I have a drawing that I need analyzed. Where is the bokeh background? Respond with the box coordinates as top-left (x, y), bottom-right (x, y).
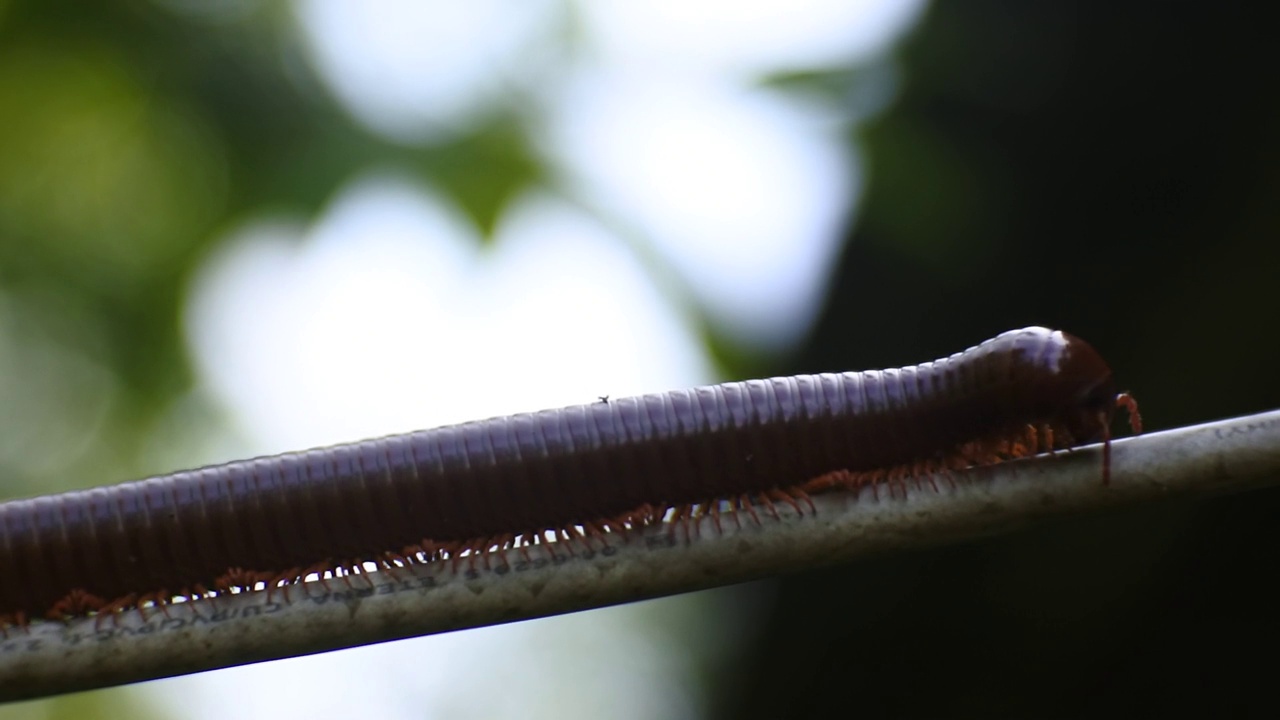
top-left (2, 1), bottom-right (1278, 718)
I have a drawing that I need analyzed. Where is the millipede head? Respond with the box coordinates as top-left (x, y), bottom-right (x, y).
top-left (1051, 331), bottom-right (1130, 444)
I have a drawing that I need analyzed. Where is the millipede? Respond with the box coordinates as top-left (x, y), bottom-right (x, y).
top-left (0, 326), bottom-right (1140, 633)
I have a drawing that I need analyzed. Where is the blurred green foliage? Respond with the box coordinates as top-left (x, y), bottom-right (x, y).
top-left (0, 1), bottom-right (548, 714)
top-left (0, 0), bottom-right (551, 704)
top-left (0, 2), bottom-right (543, 505)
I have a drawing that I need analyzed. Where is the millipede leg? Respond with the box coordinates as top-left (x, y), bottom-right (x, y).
top-left (1021, 423), bottom-right (1038, 456)
top-left (136, 591), bottom-right (171, 620)
top-left (441, 542), bottom-right (465, 573)
top-left (475, 538), bottom-right (493, 571)
top-left (533, 530), bottom-right (561, 563)
top-left (881, 467), bottom-right (898, 495)
top-left (1100, 410), bottom-right (1113, 485)
top-left (427, 543), bottom-right (443, 563)
top-left (264, 573), bottom-right (282, 603)
top-left (797, 471), bottom-right (835, 494)
top-left (94, 594), bottom-right (137, 629)
top-left (581, 521), bottom-right (608, 549)
top-left (881, 467), bottom-right (900, 500)
top-left (401, 543), bottom-right (426, 565)
top-left (268, 570), bottom-right (296, 603)
top-left (466, 546), bottom-right (484, 574)
top-left (1040, 424), bottom-right (1056, 454)
top-left (665, 504), bottom-right (687, 542)
top-left (903, 465), bottom-right (917, 496)
top-left (339, 561), bottom-right (363, 589)
top-left (791, 486), bottom-right (818, 516)
top-left (691, 503), bottom-right (711, 540)
top-left (918, 461), bottom-right (940, 493)
top-left (299, 561), bottom-right (334, 594)
top-left (868, 472), bottom-right (882, 501)
top-left (938, 464), bottom-right (957, 490)
top-left (517, 533), bottom-right (534, 564)
top-left (901, 464), bottom-right (918, 494)
top-left (378, 554), bottom-right (405, 583)
top-left (1116, 392), bottom-right (1143, 434)
top-left (0, 613), bottom-right (25, 638)
top-left (578, 520), bottom-right (596, 548)
top-left (353, 561), bottom-right (373, 584)
top-left (495, 534), bottom-right (516, 569)
top-left (757, 493), bottom-right (782, 522)
top-left (487, 535), bottom-right (508, 568)
top-left (187, 584), bottom-right (212, 614)
top-left (726, 498), bottom-right (746, 530)
top-left (539, 529), bottom-right (553, 552)
top-left (768, 489), bottom-right (804, 517)
top-left (614, 516), bottom-right (631, 534)
top-left (707, 501), bottom-right (725, 535)
top-left (559, 528), bottom-right (579, 557)
top-left (599, 522), bottom-right (616, 548)
top-left (670, 505), bottom-right (688, 543)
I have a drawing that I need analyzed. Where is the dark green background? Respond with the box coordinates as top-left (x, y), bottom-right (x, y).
top-left (728, 3), bottom-right (1280, 718)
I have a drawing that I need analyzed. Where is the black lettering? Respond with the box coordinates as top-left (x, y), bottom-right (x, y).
top-left (1215, 419), bottom-right (1278, 439)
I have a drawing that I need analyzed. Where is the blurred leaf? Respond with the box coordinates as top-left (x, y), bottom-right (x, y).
top-left (855, 115), bottom-right (1000, 275)
top-left (0, 686), bottom-right (163, 720)
top-left (419, 117), bottom-right (542, 238)
top-left (0, 40), bottom-right (227, 288)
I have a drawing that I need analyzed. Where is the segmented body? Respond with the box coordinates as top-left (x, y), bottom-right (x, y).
top-left (0, 327), bottom-right (1140, 628)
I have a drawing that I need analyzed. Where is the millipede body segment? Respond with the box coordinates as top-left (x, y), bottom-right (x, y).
top-left (0, 327), bottom-right (1140, 629)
